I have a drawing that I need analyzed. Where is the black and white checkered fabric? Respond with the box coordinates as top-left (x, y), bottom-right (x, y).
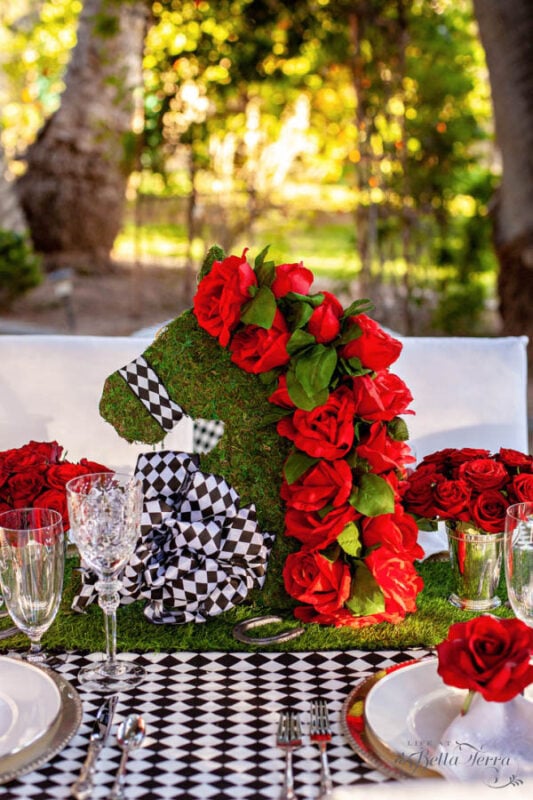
top-left (118, 356), bottom-right (184, 432)
top-left (4, 648), bottom-right (433, 799)
top-left (73, 451), bottom-right (274, 623)
top-left (119, 355), bottom-right (225, 454)
top-left (192, 417), bottom-right (225, 454)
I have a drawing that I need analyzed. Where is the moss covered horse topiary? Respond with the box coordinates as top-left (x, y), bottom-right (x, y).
top-left (99, 300), bottom-right (295, 609)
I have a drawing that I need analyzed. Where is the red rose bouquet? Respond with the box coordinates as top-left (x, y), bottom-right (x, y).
top-left (0, 440), bottom-right (110, 529)
top-left (193, 245), bottom-right (422, 629)
top-left (437, 615), bottom-right (533, 710)
top-left (401, 447), bottom-right (533, 534)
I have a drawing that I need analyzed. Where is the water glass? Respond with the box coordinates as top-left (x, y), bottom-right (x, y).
top-left (504, 502), bottom-right (533, 628)
top-left (66, 472), bottom-right (144, 692)
top-left (0, 507), bottom-right (65, 663)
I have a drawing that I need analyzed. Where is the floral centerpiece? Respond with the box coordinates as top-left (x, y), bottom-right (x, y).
top-left (192, 246), bottom-right (423, 628)
top-left (0, 440), bottom-right (110, 529)
top-left (401, 446), bottom-right (533, 533)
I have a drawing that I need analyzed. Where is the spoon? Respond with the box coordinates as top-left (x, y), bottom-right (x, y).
top-left (109, 714), bottom-right (146, 800)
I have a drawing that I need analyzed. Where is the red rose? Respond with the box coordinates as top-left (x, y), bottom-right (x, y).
top-left (268, 375), bottom-right (295, 409)
top-left (193, 250), bottom-right (257, 347)
top-left (418, 448), bottom-right (455, 470)
top-left (277, 386), bottom-right (357, 460)
top-left (361, 505), bottom-right (424, 561)
top-left (283, 549), bottom-right (351, 615)
top-left (432, 479), bottom-right (471, 521)
top-left (496, 448), bottom-right (533, 473)
top-left (365, 546), bottom-right (423, 619)
top-left (46, 462), bottom-right (88, 490)
top-left (307, 292), bottom-right (343, 344)
top-left (284, 504), bottom-right (357, 549)
top-left (436, 616), bottom-right (533, 702)
top-left (401, 471), bottom-right (442, 518)
top-left (33, 488), bottom-right (69, 528)
top-left (78, 458), bottom-right (113, 474)
top-left (0, 501), bottom-right (10, 515)
top-left (25, 441), bottom-right (63, 464)
top-left (509, 473), bottom-right (533, 503)
top-left (351, 371), bottom-right (413, 422)
top-left (447, 448), bottom-right (491, 472)
top-left (271, 262), bottom-right (313, 298)
top-left (3, 448), bottom-right (48, 474)
top-left (281, 459), bottom-right (353, 512)
top-left (7, 470), bottom-right (45, 505)
top-left (356, 423), bottom-right (414, 475)
top-left (340, 314), bottom-right (402, 371)
top-left (470, 489), bottom-right (509, 533)
top-left (458, 458), bottom-right (509, 492)
top-left (230, 309), bottom-right (291, 374)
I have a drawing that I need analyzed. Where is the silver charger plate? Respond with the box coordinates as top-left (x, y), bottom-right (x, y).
top-left (0, 662), bottom-right (82, 785)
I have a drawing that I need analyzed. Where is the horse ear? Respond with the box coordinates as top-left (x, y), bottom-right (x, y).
top-left (198, 243), bottom-right (225, 282)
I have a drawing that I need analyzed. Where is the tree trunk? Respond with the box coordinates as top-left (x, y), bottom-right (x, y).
top-left (16, 0), bottom-right (148, 272)
top-left (0, 147), bottom-right (26, 234)
top-left (473, 0), bottom-right (533, 359)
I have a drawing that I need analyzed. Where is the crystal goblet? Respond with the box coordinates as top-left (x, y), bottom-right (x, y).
top-left (0, 507), bottom-right (65, 663)
top-left (66, 472), bottom-right (144, 692)
top-left (504, 501), bottom-right (533, 628)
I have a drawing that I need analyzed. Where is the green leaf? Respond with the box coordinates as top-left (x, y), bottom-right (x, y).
top-left (283, 451), bottom-right (319, 484)
top-left (294, 345), bottom-right (337, 399)
top-left (345, 562), bottom-right (386, 616)
top-left (286, 291), bottom-right (325, 308)
top-left (241, 286), bottom-right (277, 329)
top-left (350, 473), bottom-right (395, 517)
top-left (287, 329), bottom-right (316, 355)
top-left (286, 369), bottom-right (329, 410)
top-left (288, 301), bottom-right (315, 330)
top-left (387, 417), bottom-right (410, 442)
top-left (258, 405), bottom-right (294, 427)
top-left (342, 298), bottom-right (374, 319)
top-left (337, 521), bottom-right (362, 558)
top-left (255, 246), bottom-right (276, 286)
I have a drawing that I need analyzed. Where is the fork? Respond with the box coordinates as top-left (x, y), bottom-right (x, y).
top-left (310, 699), bottom-right (333, 799)
top-left (276, 709), bottom-right (302, 800)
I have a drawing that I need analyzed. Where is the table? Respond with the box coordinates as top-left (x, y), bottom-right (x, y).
top-left (2, 648), bottom-right (433, 799)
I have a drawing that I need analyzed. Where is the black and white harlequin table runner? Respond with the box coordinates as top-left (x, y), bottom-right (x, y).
top-left (4, 649), bottom-right (432, 799)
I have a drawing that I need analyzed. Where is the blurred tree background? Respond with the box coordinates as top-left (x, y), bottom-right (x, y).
top-left (0, 0), bottom-right (531, 344)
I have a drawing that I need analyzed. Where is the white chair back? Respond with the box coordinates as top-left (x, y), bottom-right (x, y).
top-left (393, 335), bottom-right (529, 460)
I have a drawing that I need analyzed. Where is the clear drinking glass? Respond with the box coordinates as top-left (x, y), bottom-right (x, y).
top-left (0, 507), bottom-right (65, 663)
top-left (504, 501), bottom-right (533, 628)
top-left (66, 472), bottom-right (144, 692)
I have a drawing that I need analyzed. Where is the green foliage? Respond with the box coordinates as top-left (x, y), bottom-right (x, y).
top-left (0, 229), bottom-right (42, 308)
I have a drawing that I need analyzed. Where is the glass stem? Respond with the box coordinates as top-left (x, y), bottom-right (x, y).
top-left (96, 579), bottom-right (120, 668)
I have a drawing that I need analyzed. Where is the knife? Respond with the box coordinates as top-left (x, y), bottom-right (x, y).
top-left (71, 694), bottom-right (118, 800)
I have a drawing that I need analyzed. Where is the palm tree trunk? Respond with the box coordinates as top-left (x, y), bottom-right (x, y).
top-left (16, 0), bottom-right (148, 272)
top-left (473, 0), bottom-right (533, 359)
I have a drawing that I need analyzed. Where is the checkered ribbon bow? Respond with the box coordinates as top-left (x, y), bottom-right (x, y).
top-left (72, 451), bottom-right (275, 624)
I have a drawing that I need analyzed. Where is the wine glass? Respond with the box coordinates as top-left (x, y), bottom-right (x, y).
top-left (66, 472), bottom-right (144, 692)
top-left (0, 507), bottom-right (65, 663)
top-left (504, 501), bottom-right (533, 627)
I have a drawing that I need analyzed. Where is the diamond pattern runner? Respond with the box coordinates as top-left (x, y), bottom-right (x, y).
top-left (5, 649), bottom-right (432, 799)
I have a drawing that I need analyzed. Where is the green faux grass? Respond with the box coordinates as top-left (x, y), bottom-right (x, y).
top-left (0, 558), bottom-right (513, 656)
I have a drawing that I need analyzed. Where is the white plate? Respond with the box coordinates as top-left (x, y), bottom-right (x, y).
top-left (364, 659), bottom-right (464, 776)
top-left (0, 656), bottom-right (61, 758)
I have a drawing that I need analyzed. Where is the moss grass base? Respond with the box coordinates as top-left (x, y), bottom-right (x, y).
top-left (0, 558), bottom-right (513, 656)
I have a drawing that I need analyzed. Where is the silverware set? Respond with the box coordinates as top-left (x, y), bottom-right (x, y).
top-left (276, 700), bottom-right (333, 800)
top-left (71, 696), bottom-right (146, 800)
